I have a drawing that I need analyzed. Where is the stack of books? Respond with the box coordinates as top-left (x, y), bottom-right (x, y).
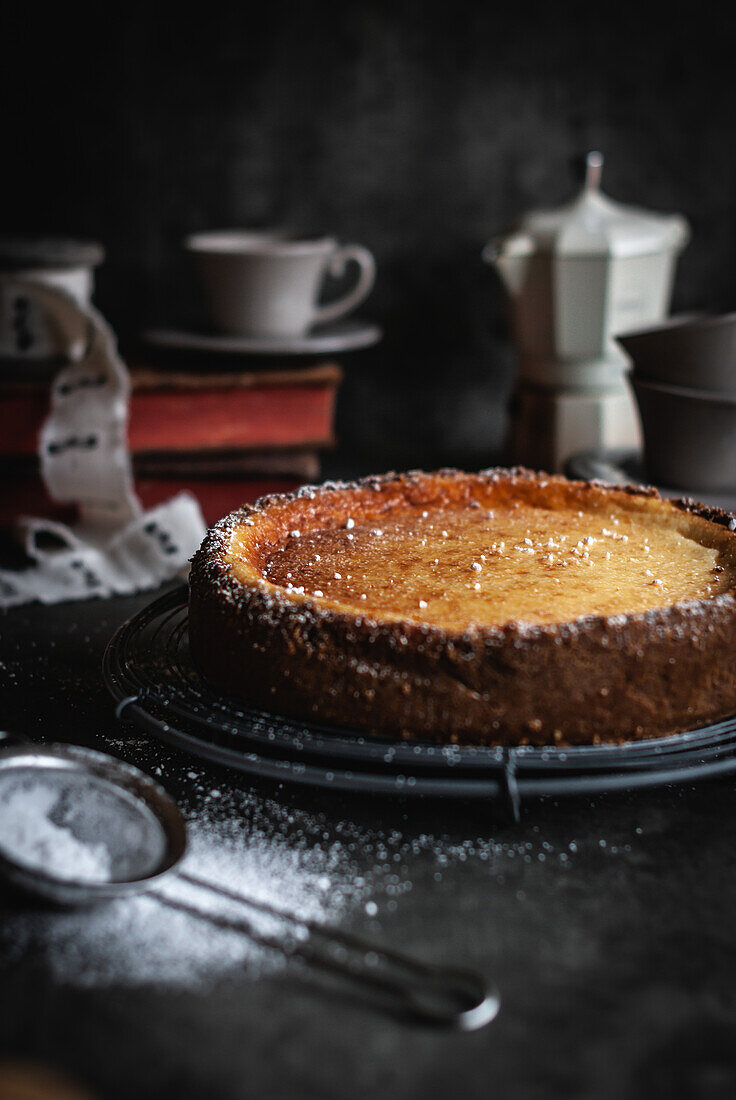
top-left (0, 355), bottom-right (342, 526)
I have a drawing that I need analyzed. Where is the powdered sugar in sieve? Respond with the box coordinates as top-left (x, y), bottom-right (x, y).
top-left (0, 769), bottom-right (168, 884)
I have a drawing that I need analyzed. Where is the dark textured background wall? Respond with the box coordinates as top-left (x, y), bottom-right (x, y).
top-left (4, 2), bottom-right (736, 471)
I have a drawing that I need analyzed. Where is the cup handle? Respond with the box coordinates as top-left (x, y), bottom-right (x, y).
top-left (313, 244), bottom-right (376, 327)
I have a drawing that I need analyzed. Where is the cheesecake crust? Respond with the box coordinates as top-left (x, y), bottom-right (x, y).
top-left (188, 469), bottom-right (736, 745)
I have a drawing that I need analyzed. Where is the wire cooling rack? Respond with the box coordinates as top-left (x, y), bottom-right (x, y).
top-left (103, 586), bottom-right (736, 820)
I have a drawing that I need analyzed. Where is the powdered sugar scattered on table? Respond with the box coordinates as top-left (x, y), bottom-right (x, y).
top-left (0, 737), bottom-right (662, 995)
top-left (0, 774), bottom-right (367, 989)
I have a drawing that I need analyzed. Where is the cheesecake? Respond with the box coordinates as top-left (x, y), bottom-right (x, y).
top-left (188, 469), bottom-right (736, 745)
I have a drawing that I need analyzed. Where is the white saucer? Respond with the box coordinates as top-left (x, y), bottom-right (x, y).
top-left (143, 319), bottom-right (382, 357)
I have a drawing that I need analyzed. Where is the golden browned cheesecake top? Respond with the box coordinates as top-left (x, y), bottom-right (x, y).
top-left (224, 474), bottom-right (736, 632)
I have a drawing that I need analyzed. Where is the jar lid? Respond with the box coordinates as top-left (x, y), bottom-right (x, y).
top-left (503, 153), bottom-right (689, 259)
top-left (0, 237), bottom-right (105, 271)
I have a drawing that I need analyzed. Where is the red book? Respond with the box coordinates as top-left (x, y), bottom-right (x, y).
top-left (0, 472), bottom-right (308, 528)
top-left (138, 477), bottom-right (304, 526)
top-left (0, 362), bottom-right (341, 456)
top-left (0, 448), bottom-right (320, 528)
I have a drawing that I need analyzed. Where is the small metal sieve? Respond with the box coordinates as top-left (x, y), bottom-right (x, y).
top-left (0, 733), bottom-right (499, 1030)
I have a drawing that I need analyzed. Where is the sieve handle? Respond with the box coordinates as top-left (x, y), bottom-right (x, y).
top-left (168, 871), bottom-right (499, 1030)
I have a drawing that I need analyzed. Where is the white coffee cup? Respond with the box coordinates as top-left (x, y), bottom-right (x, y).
top-left (185, 230), bottom-right (376, 339)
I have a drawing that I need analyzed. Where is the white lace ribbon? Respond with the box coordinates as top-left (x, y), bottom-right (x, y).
top-left (0, 283), bottom-right (206, 608)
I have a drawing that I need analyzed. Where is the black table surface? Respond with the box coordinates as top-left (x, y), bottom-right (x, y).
top-left (2, 587), bottom-right (736, 1100)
